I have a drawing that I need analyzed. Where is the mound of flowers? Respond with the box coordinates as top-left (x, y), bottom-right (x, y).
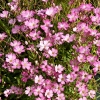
top-left (0, 0), bottom-right (100, 100)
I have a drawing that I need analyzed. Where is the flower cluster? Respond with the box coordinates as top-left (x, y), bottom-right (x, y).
top-left (0, 0), bottom-right (100, 100)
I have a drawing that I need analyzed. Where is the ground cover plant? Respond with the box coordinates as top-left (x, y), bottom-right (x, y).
top-left (0, 0), bottom-right (100, 100)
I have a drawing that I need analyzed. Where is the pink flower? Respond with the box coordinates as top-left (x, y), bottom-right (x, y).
top-left (93, 39), bottom-right (100, 46)
top-left (20, 25), bottom-right (28, 32)
top-left (10, 40), bottom-right (21, 47)
top-left (79, 87), bottom-right (88, 97)
top-left (55, 64), bottom-right (64, 73)
top-left (62, 34), bottom-right (70, 42)
top-left (80, 3), bottom-right (93, 11)
top-left (66, 73), bottom-right (76, 83)
top-left (77, 54), bottom-right (86, 62)
top-left (76, 22), bottom-right (88, 32)
top-left (4, 89), bottom-right (11, 97)
top-left (8, 1), bottom-right (18, 11)
top-left (0, 11), bottom-right (9, 18)
top-left (78, 46), bottom-right (90, 55)
top-left (67, 13), bottom-right (78, 22)
top-left (87, 55), bottom-right (97, 64)
top-left (29, 30), bottom-right (41, 40)
top-left (78, 71), bottom-right (88, 80)
top-left (68, 34), bottom-right (76, 42)
top-left (45, 89), bottom-right (53, 98)
top-left (79, 97), bottom-right (87, 100)
top-left (34, 86), bottom-right (44, 97)
top-left (34, 75), bottom-right (44, 84)
top-left (37, 40), bottom-right (52, 51)
top-left (56, 93), bottom-right (65, 100)
top-left (53, 32), bottom-right (64, 45)
top-left (42, 0), bottom-right (48, 3)
top-left (58, 22), bottom-right (69, 30)
top-left (48, 48), bottom-right (58, 57)
top-left (25, 86), bottom-right (33, 96)
top-left (76, 82), bottom-right (86, 90)
top-left (6, 53), bottom-right (16, 64)
top-left (89, 29), bottom-right (97, 36)
top-left (13, 45), bottom-right (25, 54)
top-left (21, 10), bottom-right (34, 19)
top-left (53, 84), bottom-right (64, 94)
top-left (72, 66), bottom-right (79, 72)
top-left (94, 8), bottom-right (100, 14)
top-left (21, 58), bottom-right (31, 70)
top-left (24, 18), bottom-right (39, 30)
top-left (46, 7), bottom-right (56, 17)
top-left (9, 18), bottom-right (16, 25)
top-left (41, 19), bottom-right (53, 33)
top-left (58, 74), bottom-right (65, 84)
top-left (12, 59), bottom-right (21, 69)
top-left (63, 34), bottom-right (75, 43)
top-left (12, 25), bottom-right (20, 34)
top-left (0, 33), bottom-right (7, 41)
top-left (91, 15), bottom-right (100, 25)
top-left (17, 15), bottom-right (24, 22)
top-left (88, 90), bottom-right (96, 99)
top-left (43, 19), bottom-right (53, 27)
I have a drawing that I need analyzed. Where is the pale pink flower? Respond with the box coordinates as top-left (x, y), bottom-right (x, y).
top-left (12, 59), bottom-right (21, 69)
top-left (34, 86), bottom-right (44, 97)
top-left (58, 22), bottom-right (69, 30)
top-left (29, 30), bottom-right (41, 40)
top-left (78, 46), bottom-right (90, 55)
top-left (9, 18), bottom-right (16, 25)
top-left (0, 11), bottom-right (9, 18)
top-left (13, 45), bottom-right (25, 54)
top-left (88, 90), bottom-right (96, 99)
top-left (21, 10), bottom-right (34, 19)
top-left (45, 89), bottom-right (53, 98)
top-left (8, 1), bottom-right (18, 11)
top-left (94, 8), bottom-right (100, 14)
top-left (46, 7), bottom-right (56, 17)
top-left (72, 66), bottom-right (79, 72)
top-left (4, 89), bottom-right (11, 97)
top-left (25, 86), bottom-right (33, 96)
top-left (6, 53), bottom-right (16, 64)
top-left (24, 18), bottom-right (39, 30)
top-left (87, 55), bottom-right (97, 63)
top-left (77, 54), bottom-right (86, 62)
top-left (0, 33), bottom-right (7, 41)
top-left (42, 0), bottom-right (48, 3)
top-left (43, 19), bottom-right (53, 27)
top-left (93, 39), bottom-right (100, 46)
top-left (53, 84), bottom-right (64, 94)
top-left (17, 15), bottom-right (24, 22)
top-left (62, 34), bottom-right (70, 42)
top-left (10, 40), bottom-right (21, 47)
top-left (12, 25), bottom-right (20, 34)
top-left (79, 3), bottom-right (93, 11)
top-left (37, 40), bottom-right (52, 51)
top-left (79, 88), bottom-right (88, 97)
top-left (21, 58), bottom-right (31, 70)
top-left (58, 74), bottom-right (65, 84)
top-left (56, 93), bottom-right (65, 100)
top-left (67, 72), bottom-right (77, 83)
top-left (67, 13), bottom-right (78, 22)
top-left (34, 75), bottom-right (44, 84)
top-left (79, 97), bottom-right (87, 100)
top-left (48, 48), bottom-right (58, 57)
top-left (55, 64), bottom-right (64, 73)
